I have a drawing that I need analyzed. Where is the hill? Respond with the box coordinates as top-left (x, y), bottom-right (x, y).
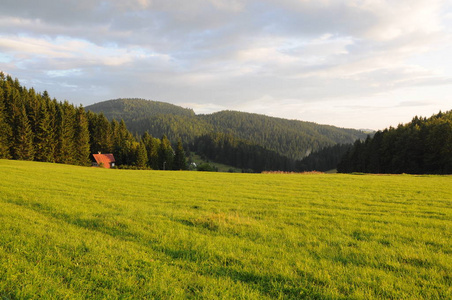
top-left (338, 110), bottom-right (452, 174)
top-left (1, 160), bottom-right (451, 298)
top-left (199, 110), bottom-right (365, 160)
top-left (85, 98), bottom-right (196, 121)
top-left (86, 99), bottom-right (367, 161)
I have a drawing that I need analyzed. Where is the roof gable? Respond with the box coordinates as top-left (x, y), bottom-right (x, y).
top-left (93, 154), bottom-right (115, 168)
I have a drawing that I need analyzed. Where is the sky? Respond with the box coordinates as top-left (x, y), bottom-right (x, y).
top-left (1, 0), bottom-right (451, 130)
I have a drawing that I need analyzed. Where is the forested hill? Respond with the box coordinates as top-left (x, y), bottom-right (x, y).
top-left (86, 98), bottom-right (367, 160)
top-left (200, 111), bottom-right (367, 160)
top-left (86, 98), bottom-right (196, 121)
top-left (338, 110), bottom-right (452, 174)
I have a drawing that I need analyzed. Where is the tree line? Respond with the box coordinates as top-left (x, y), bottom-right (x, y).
top-left (191, 132), bottom-right (295, 172)
top-left (338, 111), bottom-right (452, 174)
top-left (0, 73), bottom-right (187, 170)
top-left (191, 133), bottom-right (352, 173)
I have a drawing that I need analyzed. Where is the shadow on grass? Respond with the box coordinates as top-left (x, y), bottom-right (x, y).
top-left (159, 244), bottom-right (334, 300)
top-left (203, 266), bottom-right (332, 300)
top-left (6, 199), bottom-right (339, 299)
top-left (5, 198), bottom-right (136, 241)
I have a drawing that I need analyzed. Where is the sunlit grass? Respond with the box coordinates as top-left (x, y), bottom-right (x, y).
top-left (1, 160), bottom-right (451, 299)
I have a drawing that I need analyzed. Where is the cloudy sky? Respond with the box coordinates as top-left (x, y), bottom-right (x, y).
top-left (1, 0), bottom-right (451, 130)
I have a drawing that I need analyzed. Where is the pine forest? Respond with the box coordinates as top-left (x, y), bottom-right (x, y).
top-left (0, 73), bottom-right (186, 170)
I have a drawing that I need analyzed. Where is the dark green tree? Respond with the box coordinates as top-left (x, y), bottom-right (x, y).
top-left (0, 85), bottom-right (12, 158)
top-left (13, 105), bottom-right (35, 160)
top-left (35, 101), bottom-right (56, 162)
top-left (173, 138), bottom-right (187, 170)
top-left (158, 135), bottom-right (173, 170)
top-left (111, 119), bottom-right (136, 166)
top-left (87, 112), bottom-right (113, 155)
top-left (135, 141), bottom-right (148, 169)
top-left (141, 132), bottom-right (160, 169)
top-left (55, 101), bottom-right (76, 164)
top-left (74, 106), bottom-right (91, 166)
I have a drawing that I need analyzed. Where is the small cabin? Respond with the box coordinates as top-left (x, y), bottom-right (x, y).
top-left (92, 153), bottom-right (116, 169)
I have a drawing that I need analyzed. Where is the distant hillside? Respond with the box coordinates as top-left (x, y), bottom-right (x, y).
top-left (86, 98), bottom-right (195, 122)
top-left (200, 110), bottom-right (367, 160)
top-left (86, 99), bottom-right (367, 162)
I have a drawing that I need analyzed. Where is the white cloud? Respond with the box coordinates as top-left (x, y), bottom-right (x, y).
top-left (349, 0), bottom-right (443, 40)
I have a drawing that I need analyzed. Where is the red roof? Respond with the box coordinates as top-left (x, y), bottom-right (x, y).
top-left (93, 154), bottom-right (115, 169)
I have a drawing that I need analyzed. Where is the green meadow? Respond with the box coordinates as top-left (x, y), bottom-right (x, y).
top-left (0, 160), bottom-right (451, 299)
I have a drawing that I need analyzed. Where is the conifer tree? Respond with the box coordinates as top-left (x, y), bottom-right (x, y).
top-left (8, 86), bottom-right (33, 160)
top-left (0, 86), bottom-right (12, 158)
top-left (26, 87), bottom-right (41, 139)
top-left (74, 106), bottom-right (91, 166)
top-left (114, 119), bottom-right (135, 165)
top-left (56, 101), bottom-right (76, 164)
top-left (158, 135), bottom-right (173, 170)
top-left (13, 105), bottom-right (35, 160)
top-left (136, 141), bottom-right (148, 169)
top-left (150, 138), bottom-right (161, 169)
top-left (140, 132), bottom-right (152, 167)
top-left (35, 102), bottom-right (55, 162)
top-left (141, 132), bottom-right (160, 169)
top-left (173, 138), bottom-right (187, 170)
top-left (88, 113), bottom-right (113, 155)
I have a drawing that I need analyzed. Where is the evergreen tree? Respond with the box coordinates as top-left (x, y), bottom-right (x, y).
top-left (0, 85), bottom-right (12, 158)
top-left (140, 132), bottom-right (152, 168)
top-left (74, 106), bottom-right (91, 166)
top-left (111, 119), bottom-right (136, 166)
top-left (142, 132), bottom-right (160, 170)
top-left (25, 87), bottom-right (41, 141)
top-left (35, 101), bottom-right (56, 162)
top-left (158, 135), bottom-right (173, 170)
top-left (55, 101), bottom-right (76, 164)
top-left (13, 105), bottom-right (35, 160)
top-left (87, 112), bottom-right (113, 154)
top-left (135, 142), bottom-right (148, 169)
top-left (173, 138), bottom-right (187, 170)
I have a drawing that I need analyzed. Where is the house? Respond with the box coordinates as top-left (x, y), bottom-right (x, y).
top-left (92, 153), bottom-right (116, 169)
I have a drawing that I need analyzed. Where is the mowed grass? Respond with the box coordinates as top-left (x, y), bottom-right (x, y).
top-left (0, 160), bottom-right (451, 299)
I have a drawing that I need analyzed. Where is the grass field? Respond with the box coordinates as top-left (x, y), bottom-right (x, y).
top-left (0, 159), bottom-right (451, 299)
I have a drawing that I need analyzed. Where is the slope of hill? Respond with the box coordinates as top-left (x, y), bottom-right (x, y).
top-left (86, 99), bottom-right (367, 160)
top-left (86, 98), bottom-right (196, 122)
top-left (200, 110), bottom-right (366, 160)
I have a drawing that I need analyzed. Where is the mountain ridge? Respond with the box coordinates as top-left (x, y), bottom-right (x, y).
top-left (86, 98), bottom-right (368, 161)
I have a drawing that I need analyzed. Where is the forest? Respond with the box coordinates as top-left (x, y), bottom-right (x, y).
top-left (0, 73), bottom-right (186, 170)
top-left (86, 99), bottom-right (368, 160)
top-left (86, 98), bottom-right (370, 172)
top-left (338, 111), bottom-right (452, 174)
top-left (191, 133), bottom-right (295, 173)
top-left (2, 73), bottom-right (450, 174)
